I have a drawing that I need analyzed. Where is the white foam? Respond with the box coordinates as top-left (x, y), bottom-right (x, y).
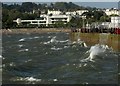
top-left (18, 44), bottom-right (24, 48)
top-left (78, 64), bottom-right (82, 67)
top-left (18, 49), bottom-right (29, 52)
top-left (53, 79), bottom-right (58, 82)
top-left (59, 39), bottom-right (69, 43)
top-left (25, 59), bottom-right (32, 63)
top-left (66, 33), bottom-right (69, 35)
top-left (118, 73), bottom-right (120, 75)
top-left (72, 38), bottom-right (88, 48)
top-left (43, 36), bottom-right (58, 44)
top-left (16, 77), bottom-right (42, 82)
top-left (0, 55), bottom-right (2, 58)
top-left (73, 64), bottom-right (76, 66)
top-left (88, 44), bottom-right (107, 60)
top-left (81, 44), bottom-right (109, 62)
top-left (83, 63), bottom-right (87, 67)
top-left (64, 46), bottom-right (69, 48)
top-left (34, 36), bottom-right (39, 39)
top-left (51, 46), bottom-right (62, 51)
top-left (43, 41), bottom-right (51, 44)
top-left (78, 39), bottom-right (87, 47)
top-left (2, 57), bottom-right (5, 60)
top-left (19, 38), bottom-right (26, 42)
top-left (72, 41), bottom-right (77, 44)
top-left (77, 38), bottom-right (82, 44)
top-left (83, 43), bottom-right (87, 47)
top-left (25, 77), bottom-right (37, 82)
top-left (50, 36), bottom-right (57, 43)
top-left (2, 64), bottom-right (5, 67)
top-left (9, 62), bottom-right (16, 67)
top-left (45, 52), bottom-right (48, 55)
top-left (48, 36), bottom-right (51, 38)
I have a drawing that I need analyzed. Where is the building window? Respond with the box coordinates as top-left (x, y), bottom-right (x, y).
top-left (32, 21), bottom-right (38, 23)
top-left (52, 21), bottom-right (55, 23)
top-left (39, 21), bottom-right (46, 23)
top-left (51, 18), bottom-right (54, 20)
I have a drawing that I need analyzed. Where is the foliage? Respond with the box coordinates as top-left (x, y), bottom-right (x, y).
top-left (82, 10), bottom-right (105, 21)
top-left (2, 2), bottom-right (113, 28)
top-left (67, 17), bottom-right (84, 28)
top-left (53, 2), bottom-right (81, 11)
top-left (100, 16), bottom-right (111, 22)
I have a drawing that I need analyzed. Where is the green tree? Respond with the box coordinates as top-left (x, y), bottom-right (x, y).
top-left (100, 15), bottom-right (111, 22)
top-left (67, 17), bottom-right (83, 28)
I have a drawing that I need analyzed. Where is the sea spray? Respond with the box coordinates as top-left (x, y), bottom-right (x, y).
top-left (44, 36), bottom-right (58, 44)
top-left (50, 36), bottom-right (57, 43)
top-left (69, 38), bottom-right (88, 48)
top-left (81, 44), bottom-right (110, 62)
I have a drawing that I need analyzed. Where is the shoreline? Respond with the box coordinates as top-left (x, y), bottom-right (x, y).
top-left (1, 28), bottom-right (71, 34)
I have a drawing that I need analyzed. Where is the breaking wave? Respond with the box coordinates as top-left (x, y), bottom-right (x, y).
top-left (44, 36), bottom-right (69, 44)
top-left (51, 46), bottom-right (63, 51)
top-left (81, 44), bottom-right (112, 62)
top-left (19, 38), bottom-right (26, 42)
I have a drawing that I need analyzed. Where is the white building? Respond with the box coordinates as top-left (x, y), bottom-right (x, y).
top-left (47, 10), bottom-right (62, 15)
top-left (49, 15), bottom-right (71, 24)
top-left (13, 14), bottom-right (71, 26)
top-left (98, 16), bottom-right (120, 28)
top-left (104, 9), bottom-right (120, 16)
top-left (76, 10), bottom-right (88, 15)
top-left (66, 11), bottom-right (76, 16)
top-left (109, 16), bottom-right (120, 28)
top-left (66, 10), bottom-right (88, 16)
top-left (91, 16), bottom-right (120, 28)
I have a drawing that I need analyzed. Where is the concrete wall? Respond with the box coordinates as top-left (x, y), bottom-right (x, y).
top-left (70, 33), bottom-right (120, 52)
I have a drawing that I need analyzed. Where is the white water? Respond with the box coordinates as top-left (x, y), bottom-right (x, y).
top-left (19, 36), bottom-right (40, 42)
top-left (44, 36), bottom-right (69, 45)
top-left (71, 38), bottom-right (87, 48)
top-left (15, 77), bottom-right (42, 82)
top-left (18, 49), bottom-right (29, 52)
top-left (33, 36), bottom-right (39, 39)
top-left (18, 44), bottom-right (24, 48)
top-left (50, 36), bottom-right (57, 43)
top-left (0, 55), bottom-right (2, 58)
top-left (81, 44), bottom-right (110, 62)
top-left (19, 38), bottom-right (26, 42)
top-left (51, 46), bottom-right (62, 51)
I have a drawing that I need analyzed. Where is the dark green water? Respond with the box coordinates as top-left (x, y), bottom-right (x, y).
top-left (2, 32), bottom-right (119, 84)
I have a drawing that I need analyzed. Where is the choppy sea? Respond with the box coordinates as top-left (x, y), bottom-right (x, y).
top-left (2, 32), bottom-right (120, 84)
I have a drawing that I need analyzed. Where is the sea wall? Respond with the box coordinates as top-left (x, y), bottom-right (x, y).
top-left (1, 28), bottom-right (120, 51)
top-left (1, 28), bottom-right (71, 34)
top-left (70, 32), bottom-right (120, 52)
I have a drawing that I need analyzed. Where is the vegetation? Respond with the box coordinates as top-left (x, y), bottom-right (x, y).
top-left (2, 2), bottom-right (114, 29)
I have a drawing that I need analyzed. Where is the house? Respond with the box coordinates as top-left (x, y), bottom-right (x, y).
top-left (104, 8), bottom-right (119, 16)
top-left (13, 14), bottom-right (71, 26)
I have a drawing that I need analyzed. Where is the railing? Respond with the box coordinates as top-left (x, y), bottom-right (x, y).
top-left (71, 28), bottom-right (120, 34)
